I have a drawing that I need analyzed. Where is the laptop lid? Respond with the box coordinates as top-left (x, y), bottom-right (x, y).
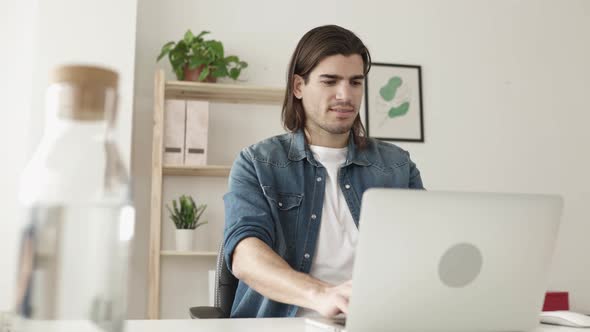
top-left (346, 189), bottom-right (563, 332)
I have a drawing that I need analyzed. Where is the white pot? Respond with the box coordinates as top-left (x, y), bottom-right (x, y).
top-left (175, 229), bottom-right (194, 251)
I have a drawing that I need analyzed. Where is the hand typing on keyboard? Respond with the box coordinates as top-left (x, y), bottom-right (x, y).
top-left (310, 280), bottom-right (352, 318)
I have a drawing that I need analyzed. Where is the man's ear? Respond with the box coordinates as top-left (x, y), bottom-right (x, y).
top-left (293, 74), bottom-right (304, 100)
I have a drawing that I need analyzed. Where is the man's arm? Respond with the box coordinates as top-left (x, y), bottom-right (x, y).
top-left (223, 149), bottom-right (351, 317)
top-left (232, 237), bottom-right (352, 317)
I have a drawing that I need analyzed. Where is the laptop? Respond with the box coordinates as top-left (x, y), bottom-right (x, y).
top-left (306, 189), bottom-right (563, 332)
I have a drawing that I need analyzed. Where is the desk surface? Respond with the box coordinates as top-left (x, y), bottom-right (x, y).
top-left (20, 318), bottom-right (583, 332)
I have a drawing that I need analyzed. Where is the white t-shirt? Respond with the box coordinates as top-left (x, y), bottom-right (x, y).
top-left (296, 145), bottom-right (359, 317)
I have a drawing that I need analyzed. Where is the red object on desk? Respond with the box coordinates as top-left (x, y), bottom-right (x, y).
top-left (543, 291), bottom-right (569, 311)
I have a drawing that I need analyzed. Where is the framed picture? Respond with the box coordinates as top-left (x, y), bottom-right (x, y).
top-left (364, 62), bottom-right (424, 142)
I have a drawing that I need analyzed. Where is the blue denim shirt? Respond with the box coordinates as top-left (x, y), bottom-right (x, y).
top-left (223, 130), bottom-right (424, 318)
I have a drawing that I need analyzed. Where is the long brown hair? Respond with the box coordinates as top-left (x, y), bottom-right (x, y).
top-left (281, 25), bottom-right (371, 149)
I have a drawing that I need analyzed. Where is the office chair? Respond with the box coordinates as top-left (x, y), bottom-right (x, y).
top-left (188, 242), bottom-right (238, 319)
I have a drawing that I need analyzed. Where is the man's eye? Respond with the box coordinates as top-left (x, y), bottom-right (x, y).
top-left (351, 81), bottom-right (363, 86)
top-left (321, 81), bottom-right (336, 85)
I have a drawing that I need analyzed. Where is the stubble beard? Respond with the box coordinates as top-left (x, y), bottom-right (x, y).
top-left (306, 103), bottom-right (358, 136)
top-left (318, 109), bottom-right (357, 135)
top-left (318, 121), bottom-right (354, 135)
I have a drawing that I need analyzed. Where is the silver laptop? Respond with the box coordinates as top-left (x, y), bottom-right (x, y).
top-left (307, 189), bottom-right (563, 332)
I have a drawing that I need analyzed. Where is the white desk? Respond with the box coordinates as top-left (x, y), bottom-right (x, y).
top-left (18, 318), bottom-right (584, 332)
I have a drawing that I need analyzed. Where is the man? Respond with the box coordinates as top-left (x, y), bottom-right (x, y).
top-left (223, 25), bottom-right (424, 318)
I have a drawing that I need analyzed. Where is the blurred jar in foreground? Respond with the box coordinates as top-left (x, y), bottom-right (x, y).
top-left (14, 65), bottom-right (135, 332)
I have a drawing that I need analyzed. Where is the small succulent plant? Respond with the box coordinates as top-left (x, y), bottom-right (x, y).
top-left (166, 195), bottom-right (207, 230)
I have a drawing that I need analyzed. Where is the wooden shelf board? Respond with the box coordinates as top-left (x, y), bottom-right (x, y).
top-left (161, 250), bottom-right (217, 257)
top-left (165, 80), bottom-right (285, 105)
top-left (163, 165), bottom-right (231, 177)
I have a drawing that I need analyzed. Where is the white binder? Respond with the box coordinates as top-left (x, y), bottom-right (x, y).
top-left (184, 100), bottom-right (209, 166)
top-left (163, 99), bottom-right (186, 166)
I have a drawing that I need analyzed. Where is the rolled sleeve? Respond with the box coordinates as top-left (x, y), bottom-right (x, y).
top-left (223, 149), bottom-right (275, 274)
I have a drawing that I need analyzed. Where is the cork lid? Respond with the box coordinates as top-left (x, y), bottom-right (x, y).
top-left (49, 65), bottom-right (119, 121)
top-left (50, 65), bottom-right (118, 89)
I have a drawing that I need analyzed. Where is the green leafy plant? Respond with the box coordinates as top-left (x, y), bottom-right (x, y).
top-left (157, 30), bottom-right (248, 81)
top-left (166, 195), bottom-right (208, 230)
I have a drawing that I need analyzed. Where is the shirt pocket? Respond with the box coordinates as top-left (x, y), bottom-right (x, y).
top-left (261, 185), bottom-right (303, 252)
top-left (262, 185), bottom-right (303, 210)
top-left (368, 161), bottom-right (411, 188)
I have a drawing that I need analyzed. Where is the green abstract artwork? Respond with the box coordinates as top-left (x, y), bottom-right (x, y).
top-left (379, 76), bottom-right (410, 119)
top-left (366, 62), bottom-right (423, 142)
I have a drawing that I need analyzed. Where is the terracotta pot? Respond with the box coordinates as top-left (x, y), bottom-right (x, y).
top-left (183, 64), bottom-right (217, 83)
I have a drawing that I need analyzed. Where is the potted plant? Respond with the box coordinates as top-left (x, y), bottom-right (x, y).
top-left (157, 30), bottom-right (248, 82)
top-left (166, 195), bottom-right (207, 251)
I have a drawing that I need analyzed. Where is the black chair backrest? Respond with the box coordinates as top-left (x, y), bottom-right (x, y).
top-left (214, 242), bottom-right (239, 317)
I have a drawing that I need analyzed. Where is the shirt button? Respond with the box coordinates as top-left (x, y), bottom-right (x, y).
top-left (311, 214), bottom-right (317, 220)
top-left (345, 184), bottom-right (351, 189)
top-left (316, 177), bottom-right (322, 182)
top-left (278, 202), bottom-right (283, 207)
top-left (304, 253), bottom-right (310, 259)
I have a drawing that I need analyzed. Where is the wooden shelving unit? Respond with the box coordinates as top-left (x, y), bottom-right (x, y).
top-left (147, 70), bottom-right (285, 319)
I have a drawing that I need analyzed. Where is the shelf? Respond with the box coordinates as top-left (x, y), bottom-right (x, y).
top-left (149, 70), bottom-right (285, 319)
top-left (165, 80), bottom-right (285, 105)
top-left (163, 165), bottom-right (231, 177)
top-left (161, 250), bottom-right (217, 257)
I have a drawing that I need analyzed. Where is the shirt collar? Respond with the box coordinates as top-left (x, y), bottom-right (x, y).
top-left (288, 129), bottom-right (370, 167)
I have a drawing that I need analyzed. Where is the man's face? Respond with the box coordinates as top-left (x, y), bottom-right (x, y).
top-left (294, 54), bottom-right (365, 137)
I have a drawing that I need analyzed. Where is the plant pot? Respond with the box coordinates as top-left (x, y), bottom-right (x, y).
top-left (183, 65), bottom-right (217, 83)
top-left (175, 229), bottom-right (194, 251)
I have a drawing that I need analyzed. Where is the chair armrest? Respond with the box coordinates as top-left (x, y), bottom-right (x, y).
top-left (189, 306), bottom-right (228, 319)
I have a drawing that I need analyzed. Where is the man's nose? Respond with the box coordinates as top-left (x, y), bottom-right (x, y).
top-left (335, 82), bottom-right (353, 101)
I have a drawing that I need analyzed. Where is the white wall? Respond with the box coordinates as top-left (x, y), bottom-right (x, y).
top-left (131, 0), bottom-right (590, 318)
top-left (0, 0), bottom-right (38, 313)
top-left (0, 0), bottom-right (138, 314)
top-left (29, 0), bottom-right (138, 165)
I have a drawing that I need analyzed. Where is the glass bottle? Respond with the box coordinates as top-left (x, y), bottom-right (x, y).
top-left (14, 65), bottom-right (135, 332)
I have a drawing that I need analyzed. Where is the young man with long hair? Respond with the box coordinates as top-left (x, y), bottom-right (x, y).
top-left (223, 25), bottom-right (424, 318)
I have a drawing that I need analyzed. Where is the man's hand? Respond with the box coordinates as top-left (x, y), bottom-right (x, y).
top-left (310, 280), bottom-right (352, 318)
top-left (232, 238), bottom-right (354, 318)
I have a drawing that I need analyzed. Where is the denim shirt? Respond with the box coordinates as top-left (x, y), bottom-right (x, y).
top-left (222, 130), bottom-right (424, 318)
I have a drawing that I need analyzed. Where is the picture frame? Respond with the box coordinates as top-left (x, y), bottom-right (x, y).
top-left (364, 62), bottom-right (424, 142)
